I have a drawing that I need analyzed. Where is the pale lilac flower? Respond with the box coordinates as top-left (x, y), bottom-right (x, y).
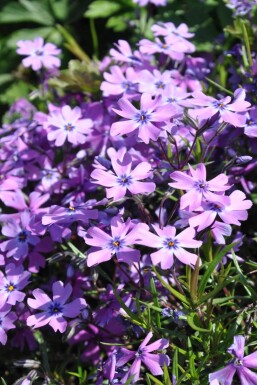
top-left (169, 163), bottom-right (231, 211)
top-left (139, 36), bottom-right (188, 61)
top-left (0, 304), bottom-right (17, 345)
top-left (101, 66), bottom-right (138, 96)
top-left (189, 190), bottom-right (252, 230)
top-left (209, 335), bottom-right (257, 385)
top-left (116, 331), bottom-right (170, 383)
top-left (27, 281), bottom-right (86, 333)
top-left (85, 216), bottom-right (148, 267)
top-left (0, 263), bottom-right (31, 308)
top-left (152, 22), bottom-right (194, 39)
top-left (211, 221), bottom-right (232, 245)
top-left (110, 40), bottom-right (142, 65)
top-left (137, 69), bottom-right (173, 96)
top-left (91, 148), bottom-right (156, 200)
top-left (47, 105), bottom-right (93, 146)
top-left (189, 88), bottom-right (251, 127)
top-left (16, 37), bottom-right (61, 71)
top-left (136, 224), bottom-right (202, 269)
top-left (111, 93), bottom-right (175, 143)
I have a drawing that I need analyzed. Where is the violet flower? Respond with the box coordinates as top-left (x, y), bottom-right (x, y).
top-left (111, 93), bottom-right (175, 143)
top-left (16, 37), bottom-right (61, 71)
top-left (189, 88), bottom-right (251, 127)
top-left (169, 163), bottom-right (231, 211)
top-left (136, 224), bottom-right (202, 269)
top-left (0, 304), bottom-right (17, 345)
top-left (91, 148), bottom-right (156, 201)
top-left (116, 331), bottom-right (170, 383)
top-left (85, 216), bottom-right (148, 267)
top-left (47, 105), bottom-right (93, 146)
top-left (27, 281), bottom-right (86, 333)
top-left (0, 263), bottom-right (31, 308)
top-left (209, 335), bottom-right (257, 384)
top-left (0, 211), bottom-right (40, 261)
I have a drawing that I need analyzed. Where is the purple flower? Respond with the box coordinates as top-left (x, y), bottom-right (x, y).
top-left (85, 216), bottom-right (148, 267)
top-left (101, 66), bottom-right (138, 97)
top-left (209, 335), bottom-right (257, 385)
top-left (91, 148), bottom-right (156, 201)
top-left (47, 105), bottom-right (93, 146)
top-left (16, 37), bottom-right (61, 71)
top-left (27, 281), bottom-right (86, 333)
top-left (111, 93), bottom-right (175, 143)
top-left (189, 88), bottom-right (251, 127)
top-left (189, 190), bottom-right (252, 230)
top-left (0, 304), bottom-right (17, 345)
top-left (110, 40), bottom-right (142, 65)
top-left (0, 211), bottom-right (40, 261)
top-left (169, 163), bottom-right (231, 211)
top-left (116, 331), bottom-right (170, 383)
top-left (137, 224), bottom-right (202, 269)
top-left (0, 263), bottom-right (31, 308)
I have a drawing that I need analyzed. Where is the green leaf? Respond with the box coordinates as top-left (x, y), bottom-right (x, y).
top-left (152, 266), bottom-right (190, 307)
top-left (163, 364), bottom-right (172, 385)
top-left (1, 378), bottom-right (7, 385)
top-left (125, 375), bottom-right (136, 385)
top-left (84, 1), bottom-right (121, 19)
top-left (198, 242), bottom-right (238, 297)
top-left (187, 313), bottom-right (211, 333)
top-left (0, 1), bottom-right (53, 25)
top-left (0, 81), bottom-right (32, 105)
top-left (146, 374), bottom-right (164, 385)
top-left (172, 348), bottom-right (179, 383)
top-left (6, 27), bottom-right (55, 49)
top-left (113, 288), bottom-right (143, 326)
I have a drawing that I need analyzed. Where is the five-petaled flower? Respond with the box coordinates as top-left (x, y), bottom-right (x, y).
top-left (16, 37), bottom-right (61, 71)
top-left (27, 281), bottom-right (86, 333)
top-left (47, 105), bottom-right (93, 147)
top-left (209, 335), bottom-right (257, 385)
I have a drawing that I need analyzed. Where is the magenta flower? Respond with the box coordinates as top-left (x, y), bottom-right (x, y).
top-left (16, 37), bottom-right (61, 71)
top-left (47, 105), bottom-right (93, 146)
top-left (169, 163), bottom-right (231, 211)
top-left (91, 148), bottom-right (156, 201)
top-left (85, 216), bottom-right (148, 267)
top-left (0, 304), bottom-right (17, 345)
top-left (116, 331), bottom-right (170, 383)
top-left (137, 224), bottom-right (202, 269)
top-left (189, 88), bottom-right (251, 127)
top-left (0, 263), bottom-right (31, 308)
top-left (27, 281), bottom-right (86, 333)
top-left (209, 335), bottom-right (257, 385)
top-left (189, 190), bottom-right (252, 231)
top-left (111, 93), bottom-right (175, 143)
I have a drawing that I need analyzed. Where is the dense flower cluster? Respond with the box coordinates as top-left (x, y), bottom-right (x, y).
top-left (1, 4), bottom-right (257, 385)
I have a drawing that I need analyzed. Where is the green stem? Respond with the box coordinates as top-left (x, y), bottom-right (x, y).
top-left (89, 18), bottom-right (99, 58)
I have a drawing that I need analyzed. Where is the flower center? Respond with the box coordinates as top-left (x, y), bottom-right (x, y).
top-left (65, 123), bottom-right (74, 131)
top-left (117, 174), bottom-right (132, 186)
top-left (18, 231), bottom-right (27, 242)
top-left (35, 50), bottom-right (43, 56)
top-left (49, 302), bottom-right (63, 316)
top-left (164, 238), bottom-right (178, 250)
top-left (5, 283), bottom-right (16, 292)
top-left (234, 358), bottom-right (244, 367)
top-left (155, 81), bottom-right (165, 89)
top-left (69, 205), bottom-right (75, 211)
top-left (195, 180), bottom-right (209, 192)
top-left (135, 111), bottom-right (151, 124)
